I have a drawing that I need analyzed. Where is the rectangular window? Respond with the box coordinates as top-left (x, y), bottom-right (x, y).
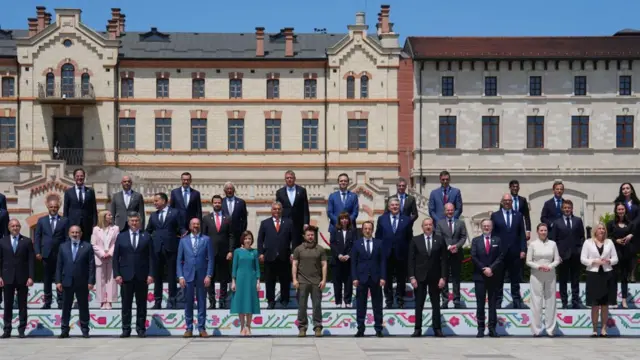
top-left (156, 79), bottom-right (169, 98)
top-left (228, 119), bottom-right (244, 150)
top-left (529, 76), bottom-right (542, 96)
top-left (484, 76), bottom-right (497, 96)
top-left (1, 77), bottom-right (15, 97)
top-left (616, 115), bottom-right (634, 148)
top-left (571, 115), bottom-right (589, 148)
top-left (346, 77), bottom-right (355, 99)
top-left (302, 119), bottom-right (318, 150)
top-left (619, 75), bottom-right (632, 96)
top-left (192, 79), bottom-right (205, 99)
top-left (348, 119), bottom-right (368, 150)
top-left (438, 116), bottom-right (456, 148)
top-left (481, 116), bottom-right (499, 148)
top-left (191, 118), bottom-right (207, 150)
top-left (154, 118), bottom-right (172, 150)
top-left (120, 78), bottom-right (134, 98)
top-left (0, 117), bottom-right (16, 149)
top-left (118, 118), bottom-right (135, 150)
top-left (229, 79), bottom-right (242, 99)
top-left (441, 76), bottom-right (454, 96)
top-left (304, 79), bottom-right (317, 99)
top-left (574, 76), bottom-right (587, 96)
top-left (265, 119), bottom-right (281, 150)
top-left (267, 79), bottom-right (279, 99)
top-left (526, 116), bottom-right (544, 148)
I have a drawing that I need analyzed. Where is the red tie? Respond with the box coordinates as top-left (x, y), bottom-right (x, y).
top-left (485, 236), bottom-right (491, 254)
top-left (215, 213), bottom-right (221, 232)
top-left (443, 188), bottom-right (448, 203)
top-left (275, 219), bottom-right (280, 232)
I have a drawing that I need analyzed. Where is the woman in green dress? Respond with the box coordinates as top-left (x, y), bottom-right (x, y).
top-left (230, 230), bottom-right (261, 336)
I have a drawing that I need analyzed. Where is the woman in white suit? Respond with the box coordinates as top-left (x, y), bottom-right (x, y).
top-left (581, 222), bottom-right (618, 337)
top-left (90, 210), bottom-right (119, 309)
top-left (526, 223), bottom-right (561, 336)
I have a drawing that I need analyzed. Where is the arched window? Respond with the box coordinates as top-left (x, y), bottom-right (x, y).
top-left (81, 73), bottom-right (90, 97)
top-left (360, 75), bottom-right (369, 99)
top-left (346, 76), bottom-right (355, 99)
top-left (45, 73), bottom-right (55, 96)
top-left (61, 63), bottom-right (75, 97)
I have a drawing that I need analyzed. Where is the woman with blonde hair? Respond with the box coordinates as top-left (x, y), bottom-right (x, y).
top-left (581, 222), bottom-right (618, 337)
top-left (90, 210), bottom-right (119, 309)
top-left (230, 231), bottom-right (261, 336)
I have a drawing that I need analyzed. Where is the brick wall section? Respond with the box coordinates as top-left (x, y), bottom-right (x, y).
top-left (397, 57), bottom-right (414, 180)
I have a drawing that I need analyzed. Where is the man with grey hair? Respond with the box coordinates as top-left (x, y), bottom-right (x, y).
top-left (222, 181), bottom-right (247, 251)
top-left (275, 170), bottom-right (309, 250)
top-left (110, 175), bottom-right (146, 231)
top-left (435, 202), bottom-right (468, 309)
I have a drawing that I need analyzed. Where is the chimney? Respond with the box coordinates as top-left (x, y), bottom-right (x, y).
top-left (44, 12), bottom-right (52, 26)
top-left (380, 4), bottom-right (390, 34)
top-left (376, 12), bottom-right (382, 35)
top-left (107, 19), bottom-right (118, 40)
top-left (283, 27), bottom-right (294, 57)
top-left (28, 18), bottom-right (38, 37)
top-left (111, 8), bottom-right (121, 37)
top-left (355, 12), bottom-right (365, 25)
top-left (119, 14), bottom-right (126, 33)
top-left (36, 6), bottom-right (46, 32)
top-left (255, 27), bottom-right (265, 57)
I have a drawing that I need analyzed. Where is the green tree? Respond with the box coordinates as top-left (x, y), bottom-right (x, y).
top-left (599, 212), bottom-right (614, 224)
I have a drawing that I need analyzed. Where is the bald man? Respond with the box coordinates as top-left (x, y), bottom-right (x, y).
top-left (111, 176), bottom-right (146, 231)
top-left (490, 194), bottom-right (527, 309)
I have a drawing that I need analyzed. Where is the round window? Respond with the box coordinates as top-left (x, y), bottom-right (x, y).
top-left (63, 39), bottom-right (73, 47)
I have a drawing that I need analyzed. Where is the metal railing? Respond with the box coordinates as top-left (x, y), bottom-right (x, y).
top-left (37, 82), bottom-right (95, 101)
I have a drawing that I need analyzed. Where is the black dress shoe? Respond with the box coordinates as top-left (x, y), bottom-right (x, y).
top-left (441, 303), bottom-right (449, 309)
top-left (1, 332), bottom-right (10, 339)
top-left (152, 303), bottom-right (162, 310)
top-left (59, 332), bottom-right (69, 339)
top-left (208, 303), bottom-right (216, 310)
top-left (375, 331), bottom-right (383, 338)
top-left (267, 302), bottom-right (276, 310)
top-left (137, 332), bottom-right (147, 338)
top-left (41, 304), bottom-right (51, 310)
top-left (280, 301), bottom-right (289, 308)
top-left (354, 330), bottom-right (364, 337)
top-left (218, 302), bottom-right (226, 309)
top-left (454, 303), bottom-right (463, 309)
top-left (410, 329), bottom-right (421, 337)
top-left (398, 303), bottom-right (405, 309)
top-left (476, 330), bottom-right (484, 338)
top-left (120, 331), bottom-right (131, 338)
top-left (165, 302), bottom-right (174, 310)
top-left (434, 329), bottom-right (444, 337)
top-left (57, 304), bottom-right (63, 310)
top-left (18, 331), bottom-right (25, 338)
top-left (385, 304), bottom-right (393, 309)
top-left (488, 329), bottom-right (499, 338)
top-left (82, 332), bottom-right (90, 338)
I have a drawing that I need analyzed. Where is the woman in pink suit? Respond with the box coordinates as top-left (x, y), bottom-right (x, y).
top-left (91, 210), bottom-right (119, 309)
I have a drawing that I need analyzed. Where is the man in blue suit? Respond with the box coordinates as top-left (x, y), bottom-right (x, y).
top-left (375, 197), bottom-right (412, 309)
top-left (170, 172), bottom-right (203, 230)
top-left (177, 218), bottom-right (214, 338)
top-left (490, 193), bottom-right (527, 309)
top-left (113, 212), bottom-right (155, 338)
top-left (146, 192), bottom-right (186, 309)
top-left (470, 219), bottom-right (505, 338)
top-left (428, 170), bottom-right (463, 222)
top-left (327, 173), bottom-right (359, 232)
top-left (55, 225), bottom-right (95, 338)
top-left (35, 198), bottom-right (70, 309)
top-left (351, 221), bottom-right (386, 337)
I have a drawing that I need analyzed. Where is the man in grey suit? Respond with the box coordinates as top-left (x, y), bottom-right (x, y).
top-left (435, 203), bottom-right (468, 309)
top-left (110, 176), bottom-right (146, 231)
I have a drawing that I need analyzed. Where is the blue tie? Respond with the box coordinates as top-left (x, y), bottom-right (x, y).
top-left (506, 211), bottom-right (511, 228)
top-left (366, 240), bottom-right (371, 255)
top-left (193, 235), bottom-right (199, 255)
top-left (12, 236), bottom-right (18, 253)
top-left (72, 242), bottom-right (79, 261)
top-left (555, 199), bottom-right (561, 215)
top-left (183, 189), bottom-right (189, 206)
top-left (513, 197), bottom-right (518, 212)
top-left (400, 195), bottom-right (405, 210)
top-left (392, 216), bottom-right (398, 232)
top-left (341, 192), bottom-right (347, 205)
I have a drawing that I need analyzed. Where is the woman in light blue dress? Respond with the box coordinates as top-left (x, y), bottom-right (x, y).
top-left (230, 230), bottom-right (261, 336)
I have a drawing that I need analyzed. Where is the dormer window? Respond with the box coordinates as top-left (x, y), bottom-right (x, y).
top-left (0, 28), bottom-right (13, 40)
top-left (139, 27), bottom-right (170, 42)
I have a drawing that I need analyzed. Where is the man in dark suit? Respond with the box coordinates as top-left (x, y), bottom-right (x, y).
top-left (375, 197), bottom-right (412, 309)
top-left (113, 212), bottom-right (155, 338)
top-left (110, 175), bottom-right (146, 231)
top-left (201, 195), bottom-right (235, 309)
top-left (509, 180), bottom-right (531, 240)
top-left (63, 168), bottom-right (97, 242)
top-left (146, 192), bottom-right (186, 309)
top-left (329, 212), bottom-right (356, 308)
top-left (428, 170), bottom-right (463, 222)
top-left (491, 193), bottom-right (527, 309)
top-left (435, 203), bottom-right (468, 309)
top-left (540, 181), bottom-right (565, 230)
top-left (275, 170), bottom-right (309, 250)
top-left (34, 198), bottom-right (70, 309)
top-left (471, 219), bottom-right (505, 338)
top-left (389, 177), bottom-right (419, 223)
top-left (170, 172), bottom-right (202, 229)
top-left (327, 173), bottom-right (359, 232)
top-left (408, 217), bottom-right (447, 337)
top-left (257, 201), bottom-right (295, 309)
top-left (56, 225), bottom-right (96, 338)
top-left (222, 181), bottom-right (248, 252)
top-left (0, 219), bottom-right (35, 338)
top-left (550, 199), bottom-right (585, 309)
top-left (351, 221), bottom-right (386, 337)
top-left (0, 206), bottom-right (9, 306)
top-left (0, 193), bottom-right (7, 212)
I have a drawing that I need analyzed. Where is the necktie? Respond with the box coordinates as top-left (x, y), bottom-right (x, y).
top-left (443, 188), bottom-right (448, 203)
top-left (449, 219), bottom-right (454, 233)
top-left (288, 188), bottom-right (295, 205)
top-left (426, 236), bottom-right (431, 253)
top-left (400, 195), bottom-right (405, 210)
top-left (50, 216), bottom-right (56, 232)
top-left (555, 199), bottom-right (561, 215)
top-left (193, 235), bottom-right (199, 255)
top-left (514, 197), bottom-right (519, 211)
top-left (183, 189), bottom-right (189, 206)
top-left (228, 199), bottom-right (235, 215)
top-left (132, 232), bottom-right (138, 249)
top-left (566, 217), bottom-right (571, 229)
top-left (159, 211), bottom-right (165, 224)
top-left (392, 216), bottom-right (398, 232)
top-left (12, 236), bottom-right (18, 253)
top-left (485, 236), bottom-right (491, 254)
top-left (124, 192), bottom-right (130, 208)
top-left (506, 211), bottom-right (511, 228)
top-left (366, 240), bottom-right (371, 255)
top-left (215, 213), bottom-right (221, 232)
top-left (72, 242), bottom-right (78, 260)
top-left (341, 192), bottom-right (346, 205)
top-left (78, 187), bottom-right (84, 204)
top-left (275, 219), bottom-right (280, 232)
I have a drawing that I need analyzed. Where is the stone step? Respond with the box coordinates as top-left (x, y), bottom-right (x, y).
top-left (17, 283), bottom-right (640, 310)
top-left (1, 309), bottom-right (636, 337)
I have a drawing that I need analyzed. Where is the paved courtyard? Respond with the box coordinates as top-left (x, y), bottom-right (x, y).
top-left (0, 336), bottom-right (637, 359)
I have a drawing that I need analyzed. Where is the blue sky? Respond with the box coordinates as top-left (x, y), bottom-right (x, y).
top-left (1, 0), bottom-right (638, 40)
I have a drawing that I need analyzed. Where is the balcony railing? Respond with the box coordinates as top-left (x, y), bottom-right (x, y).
top-left (37, 82), bottom-right (96, 103)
